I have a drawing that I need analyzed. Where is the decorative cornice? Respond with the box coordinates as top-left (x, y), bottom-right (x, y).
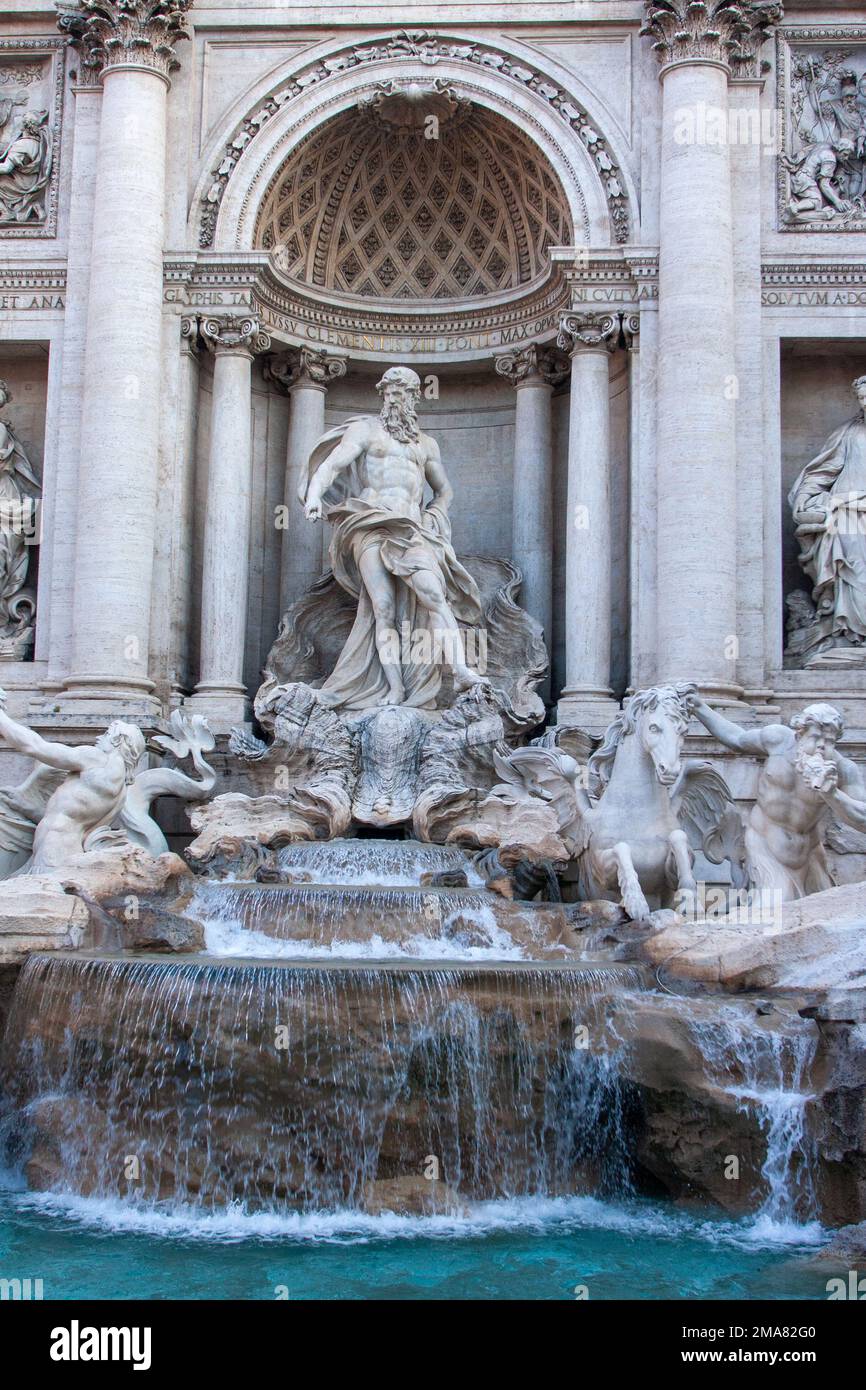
top-left (641, 1), bottom-right (783, 76)
top-left (494, 343), bottom-right (569, 387)
top-left (263, 347), bottom-right (347, 390)
top-left (56, 0), bottom-right (192, 85)
top-left (199, 314), bottom-right (271, 357)
top-left (761, 260), bottom-right (866, 306)
top-left (199, 30), bottom-right (630, 249)
top-left (162, 254), bottom-right (571, 361)
top-left (557, 311), bottom-right (620, 355)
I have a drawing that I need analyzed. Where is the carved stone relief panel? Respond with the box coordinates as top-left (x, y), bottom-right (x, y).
top-left (0, 41), bottom-right (64, 238)
top-left (777, 27), bottom-right (866, 232)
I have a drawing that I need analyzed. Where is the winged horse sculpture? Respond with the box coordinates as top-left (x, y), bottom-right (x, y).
top-left (491, 683), bottom-right (745, 920)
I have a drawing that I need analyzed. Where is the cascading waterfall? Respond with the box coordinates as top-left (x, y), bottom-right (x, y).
top-left (683, 1004), bottom-right (819, 1225)
top-left (271, 839), bottom-right (486, 887)
top-left (0, 954), bottom-right (643, 1213)
top-left (190, 875), bottom-right (573, 960)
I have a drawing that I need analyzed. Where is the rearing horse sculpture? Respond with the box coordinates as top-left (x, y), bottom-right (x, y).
top-left (492, 683), bottom-right (744, 919)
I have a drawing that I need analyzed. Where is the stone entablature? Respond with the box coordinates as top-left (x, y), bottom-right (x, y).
top-left (761, 261), bottom-right (866, 307)
top-left (163, 254), bottom-right (571, 361)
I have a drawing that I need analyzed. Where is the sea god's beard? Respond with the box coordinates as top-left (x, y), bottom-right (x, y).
top-left (794, 738), bottom-right (833, 790)
top-left (379, 394), bottom-right (420, 444)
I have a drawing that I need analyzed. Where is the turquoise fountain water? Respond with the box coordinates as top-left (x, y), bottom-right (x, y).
top-left (0, 840), bottom-right (833, 1300)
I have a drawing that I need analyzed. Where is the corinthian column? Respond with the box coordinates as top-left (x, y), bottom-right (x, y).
top-left (264, 348), bottom-right (347, 616)
top-left (642, 0), bottom-right (782, 701)
top-left (494, 344), bottom-right (568, 662)
top-left (556, 312), bottom-right (621, 731)
top-left (191, 316), bottom-right (270, 729)
top-left (57, 0), bottom-right (191, 715)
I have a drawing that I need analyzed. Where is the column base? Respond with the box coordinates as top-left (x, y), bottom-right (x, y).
top-left (556, 686), bottom-right (622, 738)
top-left (186, 683), bottom-right (250, 734)
top-left (52, 674), bottom-right (162, 723)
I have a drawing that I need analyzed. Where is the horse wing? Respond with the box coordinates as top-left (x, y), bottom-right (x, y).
top-left (673, 761), bottom-right (741, 860)
top-left (491, 746), bottom-right (590, 848)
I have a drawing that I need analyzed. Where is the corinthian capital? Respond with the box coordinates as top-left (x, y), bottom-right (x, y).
top-left (57, 0), bottom-right (193, 85)
top-left (494, 343), bottom-right (570, 388)
top-left (557, 312), bottom-right (620, 356)
top-left (199, 315), bottom-right (271, 358)
top-left (263, 347), bottom-right (348, 390)
top-left (641, 1), bottom-right (783, 75)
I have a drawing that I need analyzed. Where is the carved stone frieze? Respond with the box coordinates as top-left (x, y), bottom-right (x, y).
top-left (57, 0), bottom-right (192, 85)
top-left (761, 260), bottom-right (866, 306)
top-left (162, 256), bottom-right (571, 362)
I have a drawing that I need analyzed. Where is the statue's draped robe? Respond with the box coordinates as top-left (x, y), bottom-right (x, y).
top-left (0, 422), bottom-right (40, 630)
top-left (789, 415), bottom-right (866, 644)
top-left (301, 419), bottom-right (482, 710)
top-left (0, 125), bottom-right (51, 221)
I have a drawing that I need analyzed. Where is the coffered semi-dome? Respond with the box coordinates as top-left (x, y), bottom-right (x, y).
top-left (254, 98), bottom-right (573, 302)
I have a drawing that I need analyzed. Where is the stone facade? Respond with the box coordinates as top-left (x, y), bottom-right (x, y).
top-left (0, 0), bottom-right (863, 792)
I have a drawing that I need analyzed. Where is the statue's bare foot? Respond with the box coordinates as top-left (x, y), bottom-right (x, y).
top-left (379, 686), bottom-right (404, 706)
top-left (453, 669), bottom-right (490, 694)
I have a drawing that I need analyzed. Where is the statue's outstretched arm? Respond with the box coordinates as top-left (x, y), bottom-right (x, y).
top-left (825, 758), bottom-right (866, 833)
top-left (829, 789), bottom-right (866, 834)
top-left (687, 695), bottom-right (777, 757)
top-left (0, 694), bottom-right (90, 774)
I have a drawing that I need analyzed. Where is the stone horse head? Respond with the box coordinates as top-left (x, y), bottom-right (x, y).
top-left (588, 683), bottom-right (695, 796)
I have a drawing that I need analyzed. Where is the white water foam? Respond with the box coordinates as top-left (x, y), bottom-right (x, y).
top-left (202, 910), bottom-right (529, 962)
top-left (3, 1185), bottom-right (826, 1252)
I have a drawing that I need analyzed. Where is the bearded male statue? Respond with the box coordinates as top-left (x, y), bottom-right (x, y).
top-left (299, 366), bottom-right (488, 711)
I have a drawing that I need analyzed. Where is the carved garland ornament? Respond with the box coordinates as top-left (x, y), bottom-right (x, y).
top-left (199, 30), bottom-right (630, 250)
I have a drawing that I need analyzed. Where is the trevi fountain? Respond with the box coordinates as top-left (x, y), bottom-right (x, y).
top-left (0, 0), bottom-right (865, 1311)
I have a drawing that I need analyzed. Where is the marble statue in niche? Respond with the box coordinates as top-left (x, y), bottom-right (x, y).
top-left (785, 375), bottom-right (866, 668)
top-left (299, 366), bottom-right (489, 710)
top-left (0, 379), bottom-right (41, 658)
top-left (782, 50), bottom-right (866, 229)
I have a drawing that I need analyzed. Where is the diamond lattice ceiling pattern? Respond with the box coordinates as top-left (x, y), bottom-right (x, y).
top-left (256, 106), bottom-right (572, 301)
